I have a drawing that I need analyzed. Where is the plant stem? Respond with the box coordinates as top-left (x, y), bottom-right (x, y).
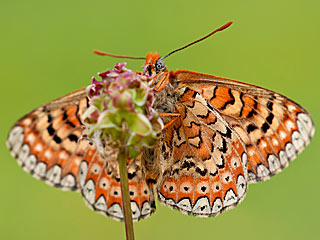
top-left (118, 147), bottom-right (135, 240)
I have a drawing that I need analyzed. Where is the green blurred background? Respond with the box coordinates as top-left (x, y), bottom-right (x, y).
top-left (0, 0), bottom-right (319, 239)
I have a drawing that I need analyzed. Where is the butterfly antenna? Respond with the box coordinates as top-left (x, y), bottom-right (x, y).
top-left (161, 21), bottom-right (233, 61)
top-left (93, 49), bottom-right (145, 60)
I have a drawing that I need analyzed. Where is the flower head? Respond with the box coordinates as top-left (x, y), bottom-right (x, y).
top-left (81, 62), bottom-right (163, 158)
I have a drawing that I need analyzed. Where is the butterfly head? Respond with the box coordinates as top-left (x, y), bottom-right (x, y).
top-left (143, 52), bottom-right (167, 77)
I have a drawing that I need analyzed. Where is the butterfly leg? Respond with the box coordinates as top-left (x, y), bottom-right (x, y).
top-left (158, 112), bottom-right (181, 130)
top-left (153, 72), bottom-right (170, 92)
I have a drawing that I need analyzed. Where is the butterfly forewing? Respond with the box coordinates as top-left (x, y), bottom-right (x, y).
top-left (172, 70), bottom-right (314, 183)
top-left (6, 88), bottom-right (156, 221)
top-left (7, 88), bottom-right (88, 190)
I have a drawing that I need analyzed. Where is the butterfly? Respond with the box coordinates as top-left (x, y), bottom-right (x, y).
top-left (6, 22), bottom-right (314, 222)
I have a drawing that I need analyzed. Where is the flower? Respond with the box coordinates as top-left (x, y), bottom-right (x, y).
top-left (81, 62), bottom-right (163, 158)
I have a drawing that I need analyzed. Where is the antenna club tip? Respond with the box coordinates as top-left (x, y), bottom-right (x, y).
top-left (93, 49), bottom-right (104, 55)
top-left (219, 21), bottom-right (233, 31)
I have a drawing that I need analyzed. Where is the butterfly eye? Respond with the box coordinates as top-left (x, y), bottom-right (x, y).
top-left (155, 59), bottom-right (165, 74)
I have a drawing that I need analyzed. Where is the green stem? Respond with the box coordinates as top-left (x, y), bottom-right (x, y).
top-left (118, 147), bottom-right (135, 240)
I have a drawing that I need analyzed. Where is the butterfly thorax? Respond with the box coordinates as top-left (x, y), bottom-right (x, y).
top-left (141, 81), bottom-right (177, 183)
top-left (152, 82), bottom-right (176, 114)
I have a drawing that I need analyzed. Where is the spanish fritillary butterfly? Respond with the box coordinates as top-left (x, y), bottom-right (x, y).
top-left (7, 22), bottom-right (314, 221)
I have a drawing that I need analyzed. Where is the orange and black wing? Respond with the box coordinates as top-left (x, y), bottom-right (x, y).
top-left (156, 83), bottom-right (248, 217)
top-left (6, 87), bottom-right (155, 221)
top-left (173, 70), bottom-right (314, 183)
top-left (155, 69), bottom-right (314, 217)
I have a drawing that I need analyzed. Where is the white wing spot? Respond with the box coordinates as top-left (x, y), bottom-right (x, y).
top-left (291, 131), bottom-right (304, 153)
top-left (257, 164), bottom-right (270, 178)
top-left (12, 133), bottom-right (24, 156)
top-left (279, 150), bottom-right (289, 167)
top-left (260, 140), bottom-right (267, 148)
top-left (46, 165), bottom-right (62, 185)
top-left (285, 143), bottom-right (296, 160)
top-left (61, 174), bottom-right (76, 189)
top-left (241, 152), bottom-right (248, 177)
top-left (21, 118), bottom-right (32, 126)
top-left (44, 150), bottom-right (52, 159)
top-left (285, 120), bottom-right (295, 131)
top-left (268, 155), bottom-right (281, 173)
top-left (131, 202), bottom-right (141, 220)
top-left (248, 172), bottom-right (256, 182)
top-left (192, 197), bottom-right (211, 215)
top-left (18, 144), bottom-right (30, 165)
top-left (298, 113), bottom-right (314, 136)
top-left (297, 120), bottom-right (309, 144)
top-left (280, 131), bottom-right (287, 140)
top-left (33, 162), bottom-right (46, 178)
top-left (79, 161), bottom-right (88, 188)
top-left (35, 143), bottom-right (43, 152)
top-left (107, 203), bottom-right (123, 219)
top-left (165, 199), bottom-right (176, 206)
top-left (287, 104), bottom-right (297, 112)
top-left (26, 134), bottom-right (35, 144)
top-left (83, 179), bottom-right (96, 205)
top-left (59, 152), bottom-right (68, 160)
top-left (141, 202), bottom-right (152, 216)
top-left (223, 189), bottom-right (238, 207)
top-left (7, 126), bottom-right (23, 147)
top-left (249, 149), bottom-right (255, 156)
top-left (236, 174), bottom-right (246, 199)
top-left (95, 195), bottom-right (107, 211)
top-left (212, 197), bottom-right (223, 214)
top-left (177, 198), bottom-right (192, 212)
top-left (23, 155), bottom-right (37, 172)
top-left (74, 158), bottom-right (81, 165)
top-left (272, 138), bottom-right (279, 146)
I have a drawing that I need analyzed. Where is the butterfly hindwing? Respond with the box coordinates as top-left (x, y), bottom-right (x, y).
top-left (80, 146), bottom-right (156, 221)
top-left (157, 85), bottom-right (248, 217)
top-left (172, 70), bottom-right (314, 183)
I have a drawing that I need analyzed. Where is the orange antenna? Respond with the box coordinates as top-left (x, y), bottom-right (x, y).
top-left (161, 21), bottom-right (233, 60)
top-left (93, 49), bottom-right (145, 60)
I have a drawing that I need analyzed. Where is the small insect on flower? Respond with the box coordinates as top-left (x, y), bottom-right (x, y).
top-left (7, 22), bottom-right (314, 222)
